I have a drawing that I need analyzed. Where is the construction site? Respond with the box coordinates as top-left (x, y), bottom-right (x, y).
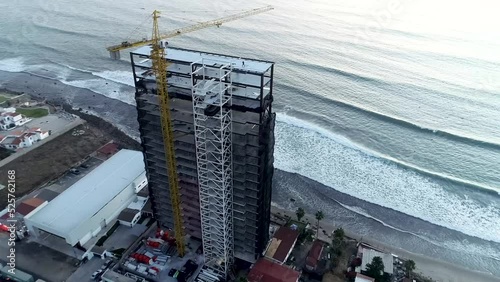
top-left (108, 6), bottom-right (276, 281)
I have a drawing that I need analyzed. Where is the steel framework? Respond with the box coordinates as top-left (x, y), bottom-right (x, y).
top-left (191, 59), bottom-right (234, 278)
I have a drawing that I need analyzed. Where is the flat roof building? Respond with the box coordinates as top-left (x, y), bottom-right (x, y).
top-left (25, 150), bottom-right (147, 246)
top-left (358, 244), bottom-right (394, 275)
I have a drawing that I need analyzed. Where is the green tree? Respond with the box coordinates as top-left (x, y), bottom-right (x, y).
top-left (296, 207), bottom-right (305, 222)
top-left (365, 256), bottom-right (385, 282)
top-left (315, 210), bottom-right (324, 238)
top-left (239, 277), bottom-right (248, 282)
top-left (333, 227), bottom-right (345, 239)
top-left (404, 259), bottom-right (416, 278)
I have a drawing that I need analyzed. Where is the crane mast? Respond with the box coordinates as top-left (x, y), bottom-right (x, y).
top-left (150, 10), bottom-right (185, 257)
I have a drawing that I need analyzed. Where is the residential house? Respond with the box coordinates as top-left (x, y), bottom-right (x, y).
top-left (0, 112), bottom-right (31, 130)
top-left (305, 240), bottom-right (324, 272)
top-left (0, 128), bottom-right (49, 150)
top-left (263, 226), bottom-right (300, 265)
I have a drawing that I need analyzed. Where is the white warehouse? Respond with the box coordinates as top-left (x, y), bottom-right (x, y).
top-left (24, 149), bottom-right (148, 246)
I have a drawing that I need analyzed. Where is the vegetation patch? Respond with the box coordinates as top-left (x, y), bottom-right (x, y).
top-left (0, 96), bottom-right (11, 103)
top-left (16, 107), bottom-right (49, 118)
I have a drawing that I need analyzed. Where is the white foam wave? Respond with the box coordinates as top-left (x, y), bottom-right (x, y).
top-left (274, 113), bottom-right (500, 243)
top-left (0, 57), bottom-right (27, 72)
top-left (58, 63), bottom-right (93, 74)
top-left (60, 79), bottom-right (136, 106)
top-left (0, 60), bottom-right (136, 106)
top-left (92, 70), bottom-right (135, 87)
top-left (277, 113), bottom-right (500, 195)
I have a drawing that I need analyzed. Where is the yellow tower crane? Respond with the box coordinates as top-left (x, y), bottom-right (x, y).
top-left (114, 6), bottom-right (273, 257)
top-left (106, 5), bottom-right (273, 59)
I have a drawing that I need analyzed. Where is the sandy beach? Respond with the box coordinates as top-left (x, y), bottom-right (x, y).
top-left (271, 206), bottom-right (500, 282)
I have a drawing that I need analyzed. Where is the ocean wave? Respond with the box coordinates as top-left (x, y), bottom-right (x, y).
top-left (278, 83), bottom-right (500, 148)
top-left (53, 62), bottom-right (136, 87)
top-left (60, 79), bottom-right (136, 106)
top-left (273, 112), bottom-right (500, 243)
top-left (92, 70), bottom-right (135, 87)
top-left (0, 59), bottom-right (137, 106)
top-left (32, 23), bottom-right (101, 39)
top-left (0, 57), bottom-right (27, 73)
top-left (276, 112), bottom-right (500, 195)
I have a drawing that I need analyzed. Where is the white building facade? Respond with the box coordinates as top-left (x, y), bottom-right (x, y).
top-left (24, 150), bottom-right (147, 246)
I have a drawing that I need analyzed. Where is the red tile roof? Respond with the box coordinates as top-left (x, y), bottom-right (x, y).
top-left (11, 137), bottom-right (22, 145)
top-left (0, 212), bottom-right (10, 220)
top-left (248, 259), bottom-right (300, 282)
top-left (265, 227), bottom-right (300, 263)
top-left (306, 240), bottom-right (324, 269)
top-left (22, 197), bottom-right (45, 208)
top-left (97, 142), bottom-right (119, 155)
top-left (16, 203), bottom-right (37, 216)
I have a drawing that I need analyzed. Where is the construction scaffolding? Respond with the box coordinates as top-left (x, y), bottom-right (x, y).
top-left (191, 59), bottom-right (234, 277)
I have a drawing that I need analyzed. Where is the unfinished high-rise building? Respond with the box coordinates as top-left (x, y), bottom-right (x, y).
top-left (131, 46), bottom-right (275, 275)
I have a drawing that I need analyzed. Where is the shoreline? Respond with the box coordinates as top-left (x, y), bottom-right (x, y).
top-left (0, 78), bottom-right (498, 280)
top-left (271, 206), bottom-right (500, 282)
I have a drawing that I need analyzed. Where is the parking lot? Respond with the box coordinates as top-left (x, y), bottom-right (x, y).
top-left (0, 231), bottom-right (79, 281)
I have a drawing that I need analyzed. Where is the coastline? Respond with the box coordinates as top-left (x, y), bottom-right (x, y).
top-left (0, 73), bottom-right (498, 280)
top-left (271, 206), bottom-right (500, 282)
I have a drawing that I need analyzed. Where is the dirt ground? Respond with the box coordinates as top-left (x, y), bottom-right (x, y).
top-left (0, 121), bottom-right (138, 209)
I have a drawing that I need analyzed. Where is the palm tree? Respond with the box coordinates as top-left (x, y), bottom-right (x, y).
top-left (315, 210), bottom-right (324, 238)
top-left (296, 207), bottom-right (305, 222)
top-left (404, 259), bottom-right (416, 279)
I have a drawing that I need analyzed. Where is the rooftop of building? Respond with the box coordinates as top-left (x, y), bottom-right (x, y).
top-left (35, 189), bottom-right (60, 202)
top-left (97, 142), bottom-right (119, 155)
top-left (248, 258), bottom-right (300, 282)
top-left (359, 246), bottom-right (394, 274)
top-left (264, 226), bottom-right (300, 264)
top-left (355, 273), bottom-right (375, 282)
top-left (306, 240), bottom-right (324, 269)
top-left (127, 195), bottom-right (148, 210)
top-left (26, 149), bottom-right (145, 235)
top-left (118, 208), bottom-right (140, 222)
top-left (132, 46), bottom-right (274, 74)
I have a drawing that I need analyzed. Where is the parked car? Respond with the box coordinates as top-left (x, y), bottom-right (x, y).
top-left (104, 259), bottom-right (113, 268)
top-left (70, 168), bottom-right (80, 175)
top-left (91, 270), bottom-right (103, 280)
top-left (80, 163), bottom-right (90, 169)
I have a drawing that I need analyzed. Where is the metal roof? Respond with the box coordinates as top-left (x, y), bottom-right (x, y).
top-left (306, 240), bottom-right (324, 269)
top-left (264, 227), bottom-right (299, 263)
top-left (27, 150), bottom-right (144, 235)
top-left (360, 247), bottom-right (394, 275)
